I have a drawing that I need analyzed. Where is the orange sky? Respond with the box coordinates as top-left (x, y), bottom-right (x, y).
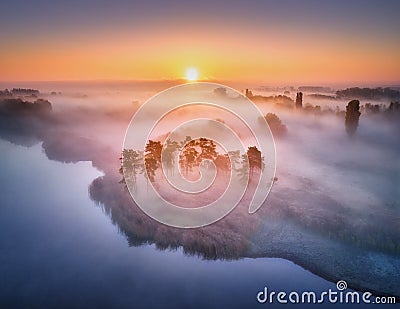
top-left (1, 1), bottom-right (399, 85)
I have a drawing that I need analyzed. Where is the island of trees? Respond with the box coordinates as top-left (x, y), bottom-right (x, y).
top-left (120, 137), bottom-right (263, 189)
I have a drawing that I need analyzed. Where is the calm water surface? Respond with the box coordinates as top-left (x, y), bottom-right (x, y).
top-left (0, 140), bottom-right (377, 308)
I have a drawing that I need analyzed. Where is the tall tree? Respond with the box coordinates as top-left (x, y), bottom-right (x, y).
top-left (295, 92), bottom-right (303, 109)
top-left (162, 139), bottom-right (179, 176)
top-left (119, 149), bottom-right (143, 191)
top-left (247, 146), bottom-right (262, 176)
top-left (179, 140), bottom-right (199, 175)
top-left (214, 154), bottom-right (230, 175)
top-left (345, 99), bottom-right (361, 137)
top-left (228, 150), bottom-right (241, 171)
top-left (144, 140), bottom-right (162, 182)
top-left (237, 153), bottom-right (249, 184)
top-left (264, 113), bottom-right (287, 137)
top-left (197, 138), bottom-right (218, 164)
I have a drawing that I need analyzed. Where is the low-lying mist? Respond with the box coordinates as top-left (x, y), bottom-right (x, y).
top-left (1, 83), bottom-right (399, 296)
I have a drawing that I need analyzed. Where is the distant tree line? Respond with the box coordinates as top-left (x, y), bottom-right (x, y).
top-left (246, 85), bottom-right (400, 138)
top-left (336, 87), bottom-right (400, 101)
top-left (0, 88), bottom-right (40, 97)
top-left (249, 94), bottom-right (294, 108)
top-left (306, 93), bottom-right (336, 100)
top-left (361, 101), bottom-right (400, 114)
top-left (298, 86), bottom-right (332, 93)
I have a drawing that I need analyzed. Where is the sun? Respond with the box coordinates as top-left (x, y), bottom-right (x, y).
top-left (185, 67), bottom-right (198, 81)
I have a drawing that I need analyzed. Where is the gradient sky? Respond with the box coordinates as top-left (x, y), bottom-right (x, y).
top-left (1, 0), bottom-right (399, 84)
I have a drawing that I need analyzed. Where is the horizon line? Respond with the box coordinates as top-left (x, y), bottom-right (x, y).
top-left (0, 78), bottom-right (399, 88)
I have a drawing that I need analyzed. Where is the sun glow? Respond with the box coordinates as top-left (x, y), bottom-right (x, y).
top-left (186, 68), bottom-right (198, 81)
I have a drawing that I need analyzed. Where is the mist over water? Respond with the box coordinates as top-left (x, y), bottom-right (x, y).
top-left (0, 81), bottom-right (399, 306)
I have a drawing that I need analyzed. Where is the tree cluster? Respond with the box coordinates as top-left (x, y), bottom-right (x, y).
top-left (263, 113), bottom-right (287, 137)
top-left (120, 137), bottom-right (264, 187)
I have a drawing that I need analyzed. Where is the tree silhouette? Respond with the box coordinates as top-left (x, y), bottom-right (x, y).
top-left (179, 135), bottom-right (192, 149)
top-left (178, 138), bottom-right (218, 175)
top-left (237, 153), bottom-right (249, 184)
top-left (120, 149), bottom-right (143, 191)
top-left (345, 100), bottom-right (361, 137)
top-left (144, 140), bottom-right (162, 182)
top-left (264, 113), bottom-right (287, 137)
top-left (214, 154), bottom-right (230, 175)
top-left (247, 146), bottom-right (262, 176)
top-left (228, 150), bottom-right (241, 171)
top-left (196, 138), bottom-right (218, 165)
top-left (179, 140), bottom-right (199, 175)
top-left (295, 92), bottom-right (303, 109)
top-left (162, 139), bottom-right (179, 176)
